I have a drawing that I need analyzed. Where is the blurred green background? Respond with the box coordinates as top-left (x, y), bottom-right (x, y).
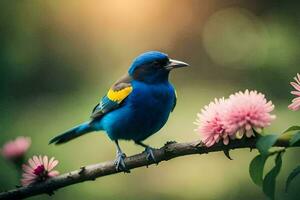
top-left (1, 0), bottom-right (300, 199)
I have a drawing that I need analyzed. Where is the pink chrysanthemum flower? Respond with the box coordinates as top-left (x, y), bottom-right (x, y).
top-left (1, 137), bottom-right (31, 160)
top-left (21, 155), bottom-right (59, 186)
top-left (194, 98), bottom-right (230, 147)
top-left (288, 73), bottom-right (300, 111)
top-left (224, 90), bottom-right (276, 139)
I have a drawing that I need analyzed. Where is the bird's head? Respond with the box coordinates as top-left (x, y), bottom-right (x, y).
top-left (128, 51), bottom-right (189, 83)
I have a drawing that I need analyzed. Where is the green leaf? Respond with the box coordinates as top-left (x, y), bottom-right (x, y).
top-left (290, 131), bottom-right (300, 146)
top-left (249, 154), bottom-right (268, 186)
top-left (286, 166), bottom-right (300, 192)
top-left (256, 135), bottom-right (280, 156)
top-left (283, 126), bottom-right (300, 133)
top-left (263, 152), bottom-right (283, 200)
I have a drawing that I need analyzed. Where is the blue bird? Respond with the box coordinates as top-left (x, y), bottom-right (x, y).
top-left (49, 51), bottom-right (189, 171)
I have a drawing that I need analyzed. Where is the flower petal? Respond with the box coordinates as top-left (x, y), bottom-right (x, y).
top-left (291, 91), bottom-right (300, 96)
top-left (43, 156), bottom-right (49, 170)
top-left (288, 100), bottom-right (300, 111)
top-left (21, 177), bottom-right (35, 186)
top-left (22, 164), bottom-right (33, 174)
top-left (48, 159), bottom-right (59, 171)
top-left (33, 155), bottom-right (41, 166)
top-left (38, 155), bottom-right (43, 165)
top-left (48, 170), bottom-right (59, 177)
top-left (48, 157), bottom-right (55, 169)
top-left (223, 137), bottom-right (229, 145)
top-left (28, 158), bottom-right (37, 169)
top-left (22, 173), bottom-right (36, 179)
top-left (291, 82), bottom-right (300, 91)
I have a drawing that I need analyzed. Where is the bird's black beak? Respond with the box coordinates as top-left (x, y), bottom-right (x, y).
top-left (165, 59), bottom-right (189, 70)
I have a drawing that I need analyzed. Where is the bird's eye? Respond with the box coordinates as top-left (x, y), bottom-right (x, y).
top-left (161, 58), bottom-right (169, 66)
top-left (152, 61), bottom-right (160, 68)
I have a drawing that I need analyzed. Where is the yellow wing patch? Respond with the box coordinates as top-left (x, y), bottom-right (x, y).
top-left (107, 86), bottom-right (133, 103)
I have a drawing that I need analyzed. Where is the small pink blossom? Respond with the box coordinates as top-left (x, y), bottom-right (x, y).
top-left (21, 155), bottom-right (59, 186)
top-left (288, 73), bottom-right (300, 111)
top-left (224, 90), bottom-right (276, 139)
top-left (1, 137), bottom-right (31, 160)
top-left (194, 98), bottom-right (230, 147)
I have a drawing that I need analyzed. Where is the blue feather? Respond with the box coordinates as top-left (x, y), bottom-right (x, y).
top-left (128, 51), bottom-right (168, 75)
top-left (49, 122), bottom-right (93, 144)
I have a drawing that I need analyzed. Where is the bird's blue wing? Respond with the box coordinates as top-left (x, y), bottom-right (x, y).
top-left (91, 74), bottom-right (133, 119)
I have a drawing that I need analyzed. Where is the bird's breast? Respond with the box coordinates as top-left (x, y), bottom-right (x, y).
top-left (129, 81), bottom-right (175, 113)
top-left (122, 82), bottom-right (175, 139)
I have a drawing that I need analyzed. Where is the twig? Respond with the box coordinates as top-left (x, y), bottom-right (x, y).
top-left (0, 137), bottom-right (292, 200)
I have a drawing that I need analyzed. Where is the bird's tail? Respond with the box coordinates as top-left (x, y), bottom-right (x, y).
top-left (49, 122), bottom-right (93, 145)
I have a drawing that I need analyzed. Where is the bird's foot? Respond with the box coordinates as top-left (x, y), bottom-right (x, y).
top-left (144, 147), bottom-right (157, 164)
top-left (114, 152), bottom-right (130, 173)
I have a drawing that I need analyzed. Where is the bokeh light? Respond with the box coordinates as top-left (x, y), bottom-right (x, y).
top-left (203, 7), bottom-right (268, 67)
top-left (202, 6), bottom-right (300, 70)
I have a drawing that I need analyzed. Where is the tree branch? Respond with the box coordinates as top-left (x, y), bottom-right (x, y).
top-left (0, 137), bottom-right (292, 200)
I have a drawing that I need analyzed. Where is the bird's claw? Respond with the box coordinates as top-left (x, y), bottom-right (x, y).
top-left (114, 152), bottom-right (130, 173)
top-left (144, 147), bottom-right (157, 164)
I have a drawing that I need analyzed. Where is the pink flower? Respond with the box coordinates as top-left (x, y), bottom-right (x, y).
top-left (224, 90), bottom-right (276, 138)
top-left (21, 155), bottom-right (59, 186)
top-left (288, 73), bottom-right (300, 111)
top-left (194, 98), bottom-right (230, 147)
top-left (195, 90), bottom-right (276, 147)
top-left (1, 137), bottom-right (31, 160)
